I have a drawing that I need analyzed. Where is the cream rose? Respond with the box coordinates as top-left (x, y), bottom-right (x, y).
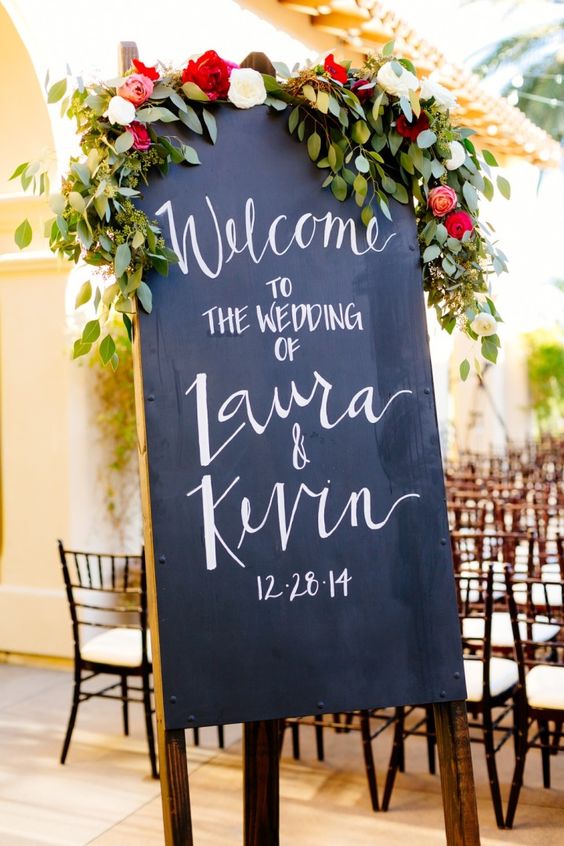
top-left (420, 77), bottom-right (458, 111)
top-left (106, 95), bottom-right (136, 125)
top-left (471, 313), bottom-right (498, 337)
top-left (445, 140), bottom-right (466, 170)
top-left (228, 68), bottom-right (267, 109)
top-left (376, 61), bottom-right (419, 97)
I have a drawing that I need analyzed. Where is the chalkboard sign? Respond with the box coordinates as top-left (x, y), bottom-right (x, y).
top-left (138, 106), bottom-right (465, 731)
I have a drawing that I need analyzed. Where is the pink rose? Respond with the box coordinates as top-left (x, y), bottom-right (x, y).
top-left (117, 73), bottom-right (154, 107)
top-left (427, 185), bottom-right (458, 217)
top-left (445, 210), bottom-right (474, 239)
top-left (128, 121), bottom-right (151, 151)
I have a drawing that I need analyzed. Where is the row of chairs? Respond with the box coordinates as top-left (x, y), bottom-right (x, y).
top-left (57, 522), bottom-right (563, 828)
top-left (285, 529), bottom-right (564, 829)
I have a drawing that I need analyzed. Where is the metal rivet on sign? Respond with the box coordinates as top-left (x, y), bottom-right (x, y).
top-left (170, 696), bottom-right (177, 704)
top-left (424, 388), bottom-right (431, 395)
top-left (440, 538), bottom-right (447, 546)
top-left (440, 690), bottom-right (446, 698)
top-left (159, 555), bottom-right (166, 564)
top-left (317, 701), bottom-right (325, 710)
top-left (147, 394), bottom-right (155, 402)
top-left (187, 715), bottom-right (196, 723)
top-left (454, 672), bottom-right (461, 680)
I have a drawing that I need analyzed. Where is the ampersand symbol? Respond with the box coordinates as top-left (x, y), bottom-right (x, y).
top-left (292, 422), bottom-right (310, 470)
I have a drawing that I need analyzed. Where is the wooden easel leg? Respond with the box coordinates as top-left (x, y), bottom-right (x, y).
top-left (244, 719), bottom-right (280, 846)
top-left (160, 728), bottom-right (193, 846)
top-left (434, 700), bottom-right (481, 846)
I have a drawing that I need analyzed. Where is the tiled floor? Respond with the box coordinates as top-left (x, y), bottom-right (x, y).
top-left (1, 660), bottom-right (563, 845)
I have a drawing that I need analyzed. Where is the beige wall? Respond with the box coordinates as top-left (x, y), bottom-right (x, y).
top-left (0, 3), bottom-right (73, 655)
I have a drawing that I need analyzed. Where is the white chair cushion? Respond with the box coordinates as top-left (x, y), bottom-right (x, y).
top-left (526, 665), bottom-right (564, 711)
top-left (513, 581), bottom-right (563, 607)
top-left (464, 657), bottom-right (519, 702)
top-left (81, 628), bottom-right (151, 667)
top-left (463, 612), bottom-right (560, 647)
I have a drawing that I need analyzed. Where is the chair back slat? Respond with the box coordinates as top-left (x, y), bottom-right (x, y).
top-left (58, 541), bottom-right (148, 661)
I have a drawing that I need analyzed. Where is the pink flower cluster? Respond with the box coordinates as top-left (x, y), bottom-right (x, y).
top-left (427, 185), bottom-right (473, 240)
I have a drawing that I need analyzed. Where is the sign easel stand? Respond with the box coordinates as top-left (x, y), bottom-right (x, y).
top-left (122, 39), bottom-right (480, 846)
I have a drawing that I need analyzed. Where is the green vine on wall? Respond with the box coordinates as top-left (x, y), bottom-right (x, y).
top-left (88, 322), bottom-right (138, 525)
top-left (525, 328), bottom-right (564, 433)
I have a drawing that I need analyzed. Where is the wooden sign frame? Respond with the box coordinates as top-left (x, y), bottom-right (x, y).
top-left (121, 41), bottom-right (481, 846)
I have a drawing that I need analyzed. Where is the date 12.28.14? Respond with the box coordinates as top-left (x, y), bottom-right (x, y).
top-left (257, 569), bottom-right (351, 601)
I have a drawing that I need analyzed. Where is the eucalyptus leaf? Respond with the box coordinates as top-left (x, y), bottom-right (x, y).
top-left (459, 359), bottom-right (470, 381)
top-left (181, 82), bottom-right (209, 101)
top-left (316, 90), bottom-right (329, 114)
top-left (202, 109), bottom-right (217, 143)
top-left (330, 175), bottom-right (347, 202)
top-left (482, 149), bottom-right (498, 167)
top-left (355, 155), bottom-right (369, 173)
top-left (416, 130), bottom-right (437, 149)
top-left (14, 218), bottom-right (32, 249)
top-left (178, 105), bottom-right (203, 133)
top-left (423, 244), bottom-right (441, 263)
top-left (387, 130), bottom-right (402, 157)
top-left (288, 106), bottom-right (300, 134)
top-left (68, 192), bottom-right (86, 213)
top-left (82, 319), bottom-right (100, 344)
top-left (114, 243), bottom-right (131, 278)
top-left (47, 78), bottom-right (67, 103)
top-left (183, 145), bottom-right (201, 165)
top-left (71, 162), bottom-right (90, 186)
top-left (351, 120), bottom-right (370, 145)
top-left (72, 339), bottom-right (91, 360)
top-left (137, 281), bottom-right (153, 313)
top-left (307, 132), bottom-right (321, 161)
top-left (361, 205), bottom-right (373, 226)
top-left (74, 280), bottom-right (92, 308)
top-left (302, 84), bottom-right (316, 103)
top-left (115, 131), bottom-right (134, 154)
top-left (462, 181), bottom-right (478, 212)
top-left (99, 334), bottom-right (116, 365)
top-left (496, 175), bottom-right (511, 200)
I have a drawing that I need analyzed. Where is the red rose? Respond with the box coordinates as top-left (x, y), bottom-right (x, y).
top-left (128, 121), bottom-right (151, 151)
top-left (350, 78), bottom-right (372, 102)
top-left (445, 210), bottom-right (474, 239)
top-left (117, 73), bottom-right (154, 106)
top-left (396, 111), bottom-right (430, 141)
top-left (324, 53), bottom-right (348, 84)
top-left (427, 185), bottom-right (458, 217)
top-left (132, 59), bottom-right (159, 82)
top-left (181, 49), bottom-right (231, 100)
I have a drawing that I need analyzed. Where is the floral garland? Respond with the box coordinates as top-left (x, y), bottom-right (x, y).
top-left (12, 45), bottom-right (509, 378)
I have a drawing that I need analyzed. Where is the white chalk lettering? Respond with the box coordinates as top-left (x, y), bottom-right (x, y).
top-left (155, 196), bottom-right (396, 279)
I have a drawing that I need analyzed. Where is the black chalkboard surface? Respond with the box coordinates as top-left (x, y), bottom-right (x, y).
top-left (138, 106), bottom-right (465, 731)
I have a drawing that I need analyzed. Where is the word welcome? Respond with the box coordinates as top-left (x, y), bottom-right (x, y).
top-left (155, 196), bottom-right (397, 279)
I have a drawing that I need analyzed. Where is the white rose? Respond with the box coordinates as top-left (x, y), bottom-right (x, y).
top-left (106, 95), bottom-right (136, 125)
top-left (228, 68), bottom-right (267, 110)
top-left (471, 313), bottom-right (498, 337)
top-left (445, 140), bottom-right (466, 170)
top-left (420, 77), bottom-right (458, 111)
top-left (376, 62), bottom-right (419, 97)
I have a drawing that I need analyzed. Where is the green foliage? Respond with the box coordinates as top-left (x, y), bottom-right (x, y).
top-left (12, 47), bottom-right (508, 367)
top-left (88, 323), bottom-right (138, 522)
top-left (525, 328), bottom-right (564, 432)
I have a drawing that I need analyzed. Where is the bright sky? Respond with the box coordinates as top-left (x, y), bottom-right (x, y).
top-left (8, 0), bottom-right (564, 332)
